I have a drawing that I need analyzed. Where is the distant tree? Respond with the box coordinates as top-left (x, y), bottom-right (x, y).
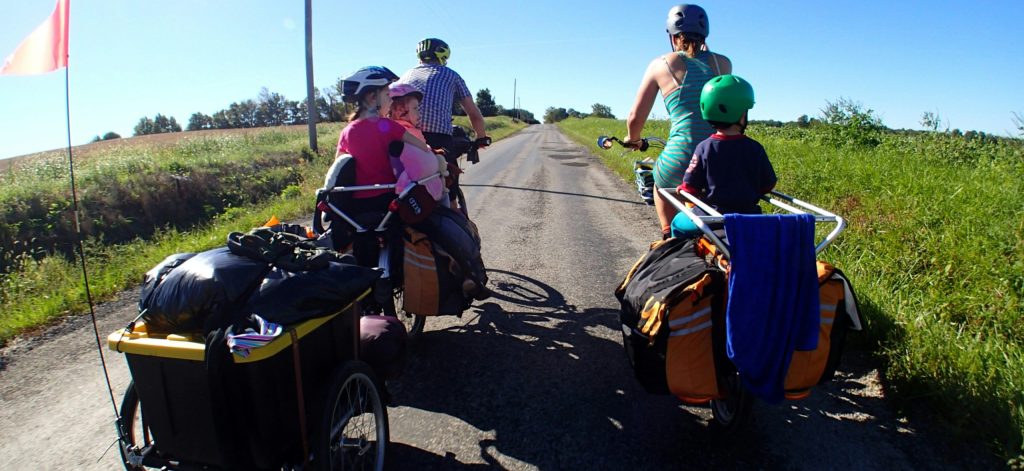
top-left (257, 88), bottom-right (289, 127)
top-left (920, 111), bottom-right (945, 132)
top-left (298, 91), bottom-right (331, 123)
top-left (544, 107), bottom-right (569, 123)
top-left (287, 100), bottom-right (307, 125)
top-left (90, 135), bottom-right (102, 142)
top-left (502, 108), bottom-right (536, 123)
top-left (241, 100), bottom-right (259, 127)
top-left (102, 131), bottom-right (121, 140)
top-left (796, 114), bottom-right (811, 128)
top-left (187, 112), bottom-right (213, 131)
top-left (475, 88), bottom-right (498, 117)
top-left (315, 93), bottom-right (332, 122)
top-left (133, 117), bottom-right (154, 136)
top-left (153, 114), bottom-right (171, 133)
top-left (819, 97), bottom-right (883, 129)
top-left (147, 114), bottom-right (181, 134)
top-left (590, 103), bottom-right (615, 119)
top-left (211, 110), bottom-right (231, 129)
top-left (566, 108), bottom-right (586, 119)
top-left (1013, 111), bottom-right (1024, 137)
top-left (321, 86), bottom-right (344, 122)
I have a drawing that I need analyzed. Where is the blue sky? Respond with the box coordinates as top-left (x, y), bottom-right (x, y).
top-left (1, 0), bottom-right (1022, 159)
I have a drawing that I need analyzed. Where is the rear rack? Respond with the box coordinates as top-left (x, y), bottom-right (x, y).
top-left (316, 172), bottom-right (441, 233)
top-left (659, 188), bottom-right (847, 260)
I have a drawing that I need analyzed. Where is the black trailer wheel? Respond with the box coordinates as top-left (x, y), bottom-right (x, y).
top-left (709, 372), bottom-right (753, 435)
top-left (317, 361), bottom-right (388, 471)
top-left (393, 289), bottom-right (425, 340)
top-left (117, 381), bottom-right (154, 471)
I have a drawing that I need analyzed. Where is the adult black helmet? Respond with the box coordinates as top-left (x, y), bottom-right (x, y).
top-left (666, 4), bottom-right (709, 38)
top-left (416, 38), bottom-right (451, 65)
top-left (340, 66), bottom-right (399, 103)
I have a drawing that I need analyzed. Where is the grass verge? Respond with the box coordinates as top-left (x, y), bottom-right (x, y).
top-left (0, 116), bottom-right (526, 344)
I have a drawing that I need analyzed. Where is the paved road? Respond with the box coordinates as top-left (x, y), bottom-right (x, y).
top-left (0, 125), bottom-right (999, 470)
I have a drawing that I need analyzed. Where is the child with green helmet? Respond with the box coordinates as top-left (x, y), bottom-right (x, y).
top-left (678, 74), bottom-right (777, 215)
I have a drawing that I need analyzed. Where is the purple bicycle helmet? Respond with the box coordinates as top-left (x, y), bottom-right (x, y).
top-left (666, 4), bottom-right (709, 38)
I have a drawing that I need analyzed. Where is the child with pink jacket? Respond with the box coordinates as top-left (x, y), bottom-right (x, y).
top-left (388, 83), bottom-right (447, 202)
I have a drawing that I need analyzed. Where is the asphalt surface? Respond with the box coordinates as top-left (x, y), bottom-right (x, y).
top-left (0, 124), bottom-right (1001, 470)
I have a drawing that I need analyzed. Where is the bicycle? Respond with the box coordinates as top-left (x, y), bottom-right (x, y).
top-left (596, 135), bottom-right (666, 205)
top-left (445, 125), bottom-right (491, 217)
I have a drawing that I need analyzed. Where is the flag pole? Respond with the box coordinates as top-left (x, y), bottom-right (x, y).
top-left (64, 63), bottom-right (119, 417)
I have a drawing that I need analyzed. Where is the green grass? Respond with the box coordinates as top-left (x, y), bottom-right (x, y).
top-left (559, 116), bottom-right (1024, 457)
top-left (0, 116), bottom-right (526, 343)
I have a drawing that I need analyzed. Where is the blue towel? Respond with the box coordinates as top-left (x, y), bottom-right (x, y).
top-left (724, 214), bottom-right (820, 403)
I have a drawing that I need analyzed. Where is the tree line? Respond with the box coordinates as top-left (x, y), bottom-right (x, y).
top-left (128, 82), bottom-right (538, 137)
top-left (452, 88), bottom-right (539, 124)
top-left (543, 103), bottom-right (615, 123)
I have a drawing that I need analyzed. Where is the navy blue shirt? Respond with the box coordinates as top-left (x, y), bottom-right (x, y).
top-left (680, 134), bottom-right (777, 214)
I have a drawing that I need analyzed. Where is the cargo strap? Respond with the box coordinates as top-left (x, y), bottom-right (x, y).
top-left (290, 330), bottom-right (310, 466)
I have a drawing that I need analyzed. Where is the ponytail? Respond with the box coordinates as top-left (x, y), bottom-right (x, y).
top-left (674, 32), bottom-right (706, 57)
top-left (347, 86), bottom-right (382, 121)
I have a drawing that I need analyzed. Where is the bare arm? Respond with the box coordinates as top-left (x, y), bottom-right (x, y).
top-left (715, 53), bottom-right (732, 75)
top-left (461, 96), bottom-right (488, 139)
top-left (626, 59), bottom-right (662, 143)
top-left (402, 131), bottom-right (431, 152)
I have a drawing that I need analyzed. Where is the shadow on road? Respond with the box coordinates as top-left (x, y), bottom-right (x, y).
top-left (385, 269), bottom-right (988, 469)
top-left (387, 269), bottom-right (770, 469)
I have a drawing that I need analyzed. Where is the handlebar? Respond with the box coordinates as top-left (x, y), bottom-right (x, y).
top-left (597, 136), bottom-right (666, 152)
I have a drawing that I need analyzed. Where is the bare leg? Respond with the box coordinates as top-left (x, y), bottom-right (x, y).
top-left (653, 185), bottom-right (679, 238)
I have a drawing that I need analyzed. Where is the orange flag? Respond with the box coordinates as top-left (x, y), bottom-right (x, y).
top-left (1, 0), bottom-right (70, 76)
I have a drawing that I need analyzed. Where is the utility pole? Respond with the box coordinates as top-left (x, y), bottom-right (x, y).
top-left (304, 0), bottom-right (318, 152)
top-left (512, 79), bottom-right (517, 122)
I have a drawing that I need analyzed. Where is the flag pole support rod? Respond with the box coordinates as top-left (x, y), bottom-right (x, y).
top-left (64, 65), bottom-right (120, 419)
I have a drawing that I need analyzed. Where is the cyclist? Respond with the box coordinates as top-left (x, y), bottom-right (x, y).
top-left (399, 38), bottom-right (489, 209)
top-left (623, 4), bottom-right (732, 239)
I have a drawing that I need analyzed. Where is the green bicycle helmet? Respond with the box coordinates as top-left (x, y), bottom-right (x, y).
top-left (700, 74), bottom-right (755, 123)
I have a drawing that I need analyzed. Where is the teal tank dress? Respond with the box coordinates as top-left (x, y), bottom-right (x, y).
top-left (654, 50), bottom-right (718, 189)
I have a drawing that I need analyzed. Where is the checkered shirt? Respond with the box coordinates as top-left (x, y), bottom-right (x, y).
top-left (399, 64), bottom-right (471, 135)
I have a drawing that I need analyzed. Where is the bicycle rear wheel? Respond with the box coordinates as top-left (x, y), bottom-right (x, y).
top-left (453, 186), bottom-right (468, 218)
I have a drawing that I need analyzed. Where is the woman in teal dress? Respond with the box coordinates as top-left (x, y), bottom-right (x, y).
top-left (624, 4), bottom-right (731, 239)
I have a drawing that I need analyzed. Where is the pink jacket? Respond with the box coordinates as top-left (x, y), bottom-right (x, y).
top-left (395, 143), bottom-right (445, 200)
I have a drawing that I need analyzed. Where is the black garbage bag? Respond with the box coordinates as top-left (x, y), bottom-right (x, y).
top-left (243, 262), bottom-right (381, 326)
top-left (142, 248), bottom-right (271, 334)
top-left (139, 252), bottom-right (196, 312)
